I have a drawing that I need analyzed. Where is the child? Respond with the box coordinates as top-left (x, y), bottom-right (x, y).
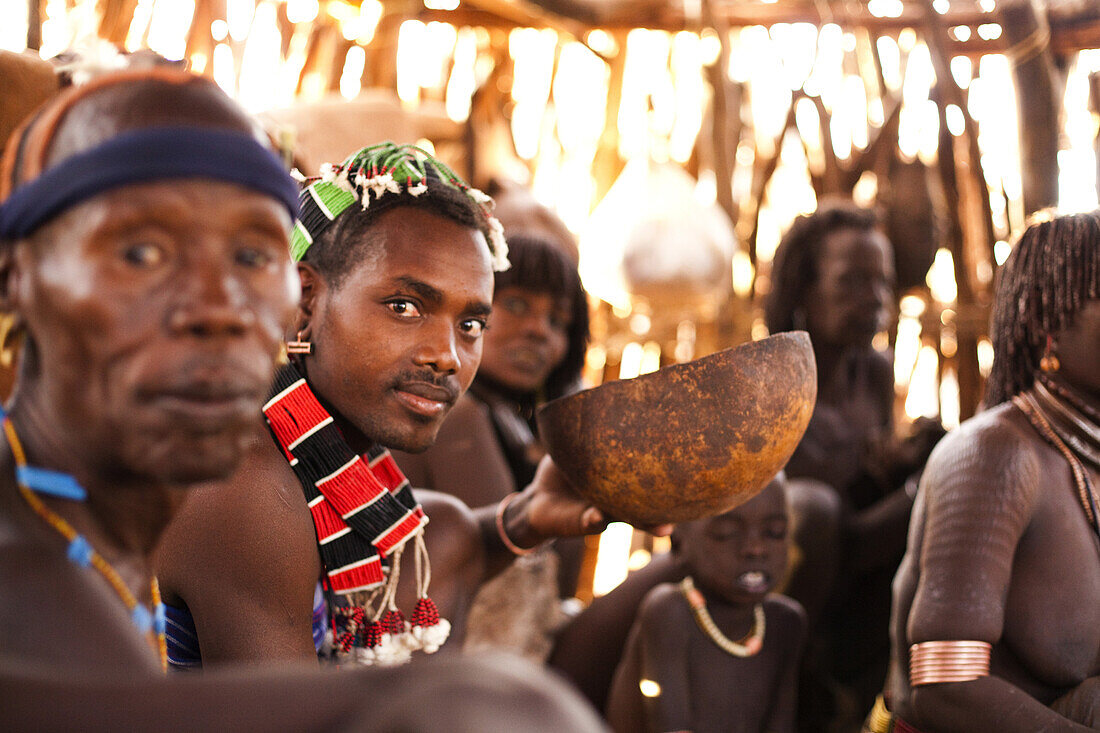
top-left (606, 475), bottom-right (806, 733)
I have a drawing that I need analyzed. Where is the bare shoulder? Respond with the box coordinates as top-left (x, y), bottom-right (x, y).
top-left (155, 429), bottom-right (318, 605)
top-left (921, 402), bottom-right (1043, 506)
top-left (415, 488), bottom-right (482, 560)
top-left (1, 526), bottom-right (160, 670)
top-left (417, 488), bottom-right (479, 527)
top-left (637, 581), bottom-right (691, 623)
top-left (763, 594), bottom-right (806, 628)
top-left (763, 594), bottom-right (808, 650)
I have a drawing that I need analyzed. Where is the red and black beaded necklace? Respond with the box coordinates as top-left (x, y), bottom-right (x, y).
top-left (262, 362), bottom-right (448, 664)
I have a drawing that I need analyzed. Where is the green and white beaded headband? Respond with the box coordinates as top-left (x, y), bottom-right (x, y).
top-left (290, 142), bottom-right (509, 271)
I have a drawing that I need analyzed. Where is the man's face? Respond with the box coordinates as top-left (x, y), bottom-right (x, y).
top-left (806, 227), bottom-right (894, 348)
top-left (15, 179), bottom-right (299, 484)
top-left (679, 479), bottom-right (789, 606)
top-left (303, 206), bottom-right (494, 453)
top-left (477, 286), bottom-right (571, 394)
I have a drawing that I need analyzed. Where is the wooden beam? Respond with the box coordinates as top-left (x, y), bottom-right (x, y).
top-left (1000, 0), bottom-right (1061, 215)
top-left (701, 0), bottom-right (738, 228)
top-left (418, 5), bottom-right (1100, 56)
top-left (459, 0), bottom-right (591, 45)
top-left (1090, 70), bottom-right (1100, 205)
top-left (590, 28), bottom-right (627, 203)
top-left (26, 0), bottom-right (42, 50)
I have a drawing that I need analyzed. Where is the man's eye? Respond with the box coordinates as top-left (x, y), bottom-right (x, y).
top-left (122, 242), bottom-right (166, 268)
top-left (387, 300), bottom-right (421, 318)
top-left (235, 246), bottom-right (274, 268)
top-left (461, 319), bottom-right (487, 338)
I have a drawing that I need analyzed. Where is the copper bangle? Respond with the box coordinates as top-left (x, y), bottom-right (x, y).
top-left (909, 640), bottom-right (991, 687)
top-left (495, 492), bottom-right (540, 556)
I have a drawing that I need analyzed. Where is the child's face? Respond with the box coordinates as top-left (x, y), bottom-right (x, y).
top-left (678, 478), bottom-right (789, 606)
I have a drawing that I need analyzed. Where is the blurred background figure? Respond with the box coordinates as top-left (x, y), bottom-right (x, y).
top-left (765, 200), bottom-right (945, 731)
top-left (606, 474), bottom-right (806, 733)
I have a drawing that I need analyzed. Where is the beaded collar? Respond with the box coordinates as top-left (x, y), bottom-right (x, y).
top-left (679, 575), bottom-right (765, 658)
top-left (3, 416), bottom-right (167, 671)
top-left (1033, 375), bottom-right (1100, 471)
top-left (1014, 376), bottom-right (1100, 545)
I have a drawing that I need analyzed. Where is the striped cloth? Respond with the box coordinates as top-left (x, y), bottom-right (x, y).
top-left (165, 583), bottom-right (329, 670)
top-left (262, 363), bottom-right (427, 595)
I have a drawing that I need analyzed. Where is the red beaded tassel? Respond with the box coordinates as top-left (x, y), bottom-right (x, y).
top-left (410, 532), bottom-right (451, 653)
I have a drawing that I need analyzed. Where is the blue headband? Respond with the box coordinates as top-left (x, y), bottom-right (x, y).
top-left (0, 126), bottom-right (300, 239)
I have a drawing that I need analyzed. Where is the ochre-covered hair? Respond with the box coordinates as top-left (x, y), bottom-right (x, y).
top-left (985, 210), bottom-right (1100, 406)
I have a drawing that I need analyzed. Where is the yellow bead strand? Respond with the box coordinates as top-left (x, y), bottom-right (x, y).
top-left (4, 417), bottom-right (167, 672)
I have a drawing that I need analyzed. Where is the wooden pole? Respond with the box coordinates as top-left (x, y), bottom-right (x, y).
top-left (931, 94), bottom-right (982, 419)
top-left (362, 0), bottom-right (414, 92)
top-left (999, 0), bottom-right (1061, 216)
top-left (590, 29), bottom-right (627, 204)
top-left (26, 0), bottom-right (42, 50)
top-left (98, 0), bottom-right (140, 46)
top-left (1090, 71), bottom-right (1100, 205)
top-left (700, 0), bottom-right (739, 228)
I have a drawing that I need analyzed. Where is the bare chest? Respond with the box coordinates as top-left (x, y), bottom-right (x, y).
top-left (1003, 461), bottom-right (1100, 688)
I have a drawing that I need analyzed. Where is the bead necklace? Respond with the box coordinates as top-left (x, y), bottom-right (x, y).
top-left (679, 576), bottom-right (764, 658)
top-left (1034, 377), bottom-right (1100, 470)
top-left (3, 418), bottom-right (167, 671)
top-left (1039, 374), bottom-right (1100, 424)
top-left (1013, 390), bottom-right (1100, 544)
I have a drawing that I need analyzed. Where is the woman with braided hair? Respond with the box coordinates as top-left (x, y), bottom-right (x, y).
top-left (869, 210), bottom-right (1100, 732)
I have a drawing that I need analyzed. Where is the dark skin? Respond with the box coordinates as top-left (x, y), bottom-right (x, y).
top-left (606, 479), bottom-right (806, 733)
top-left (478, 286), bottom-right (572, 409)
top-left (548, 550), bottom-right (684, 711)
top-left (887, 298), bottom-right (1100, 732)
top-left (2, 652), bottom-right (608, 732)
top-left (0, 90), bottom-right (299, 671)
top-left (0, 76), bottom-right (611, 733)
top-left (394, 278), bottom-right (585, 649)
top-left (393, 229), bottom-right (588, 600)
top-left (157, 205), bottom-right (637, 665)
top-left (784, 226), bottom-right (941, 621)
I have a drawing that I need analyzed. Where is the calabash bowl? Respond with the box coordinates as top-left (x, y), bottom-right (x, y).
top-left (536, 331), bottom-right (816, 526)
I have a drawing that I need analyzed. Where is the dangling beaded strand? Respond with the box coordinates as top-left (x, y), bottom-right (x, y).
top-left (679, 576), bottom-right (765, 658)
top-left (3, 417), bottom-right (167, 671)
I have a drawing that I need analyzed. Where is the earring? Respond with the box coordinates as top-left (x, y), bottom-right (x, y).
top-left (1039, 335), bottom-right (1059, 373)
top-left (0, 313), bottom-right (23, 368)
top-left (286, 330), bottom-right (312, 355)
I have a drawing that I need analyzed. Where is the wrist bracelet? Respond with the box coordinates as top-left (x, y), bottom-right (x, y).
top-left (909, 640), bottom-right (991, 687)
top-left (495, 492), bottom-right (540, 556)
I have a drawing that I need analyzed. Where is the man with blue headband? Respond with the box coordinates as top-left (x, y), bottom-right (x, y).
top-left (0, 66), bottom-right (302, 672)
top-left (0, 70), bottom-right (608, 732)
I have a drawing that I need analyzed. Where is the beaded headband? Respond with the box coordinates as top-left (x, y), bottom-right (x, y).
top-left (290, 142), bottom-right (509, 271)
